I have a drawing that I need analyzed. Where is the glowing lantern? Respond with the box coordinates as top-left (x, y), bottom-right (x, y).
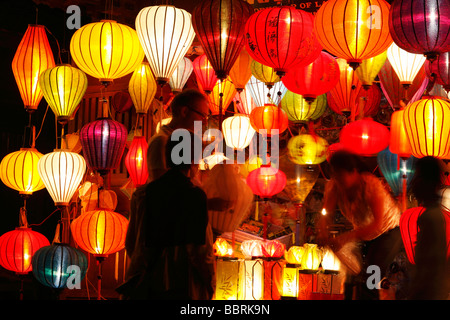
top-left (314, 0), bottom-right (393, 69)
top-left (425, 51), bottom-right (450, 92)
top-left (112, 91), bottom-right (133, 113)
top-left (251, 60), bottom-right (280, 88)
top-left (403, 96), bottom-right (450, 159)
top-left (79, 118), bottom-right (128, 176)
top-left (244, 6), bottom-right (317, 77)
top-left (282, 263), bottom-right (300, 298)
top-left (239, 259), bottom-right (264, 300)
top-left (38, 65), bottom-right (87, 123)
top-left (215, 258), bottom-right (242, 300)
top-left (246, 165), bottom-right (286, 199)
top-left (389, 108), bottom-right (412, 158)
top-left (208, 78), bottom-right (237, 115)
top-left (193, 54), bottom-right (218, 94)
top-left (229, 47), bottom-right (253, 92)
top-left (387, 42), bottom-right (426, 88)
top-left (301, 243), bottom-right (322, 271)
top-left (282, 51), bottom-right (340, 103)
top-left (37, 150), bottom-right (86, 207)
top-left (233, 89), bottom-right (256, 115)
top-left (249, 104), bottom-right (289, 136)
top-left (400, 207), bottom-right (426, 264)
top-left (321, 247), bottom-right (341, 273)
top-left (71, 209), bottom-right (128, 257)
top-left (240, 240), bottom-right (264, 259)
top-left (128, 62), bottom-right (157, 114)
top-left (124, 136), bottom-right (148, 188)
top-left (0, 148), bottom-right (45, 196)
top-left (339, 117), bottom-right (390, 157)
top-left (280, 92), bottom-right (327, 123)
top-left (168, 57), bottom-right (193, 93)
top-left (31, 243), bottom-right (88, 289)
top-left (246, 76), bottom-right (287, 107)
top-left (285, 246), bottom-right (305, 265)
top-left (222, 114), bottom-right (256, 150)
top-left (213, 238), bottom-right (233, 257)
top-left (136, 6), bottom-right (195, 84)
top-left (12, 25), bottom-right (55, 112)
top-left (192, 0), bottom-right (254, 80)
top-left (263, 258), bottom-right (284, 300)
top-left (355, 51), bottom-right (388, 89)
top-left (287, 134), bottom-right (329, 165)
top-left (353, 84), bottom-right (382, 118)
top-left (0, 227), bottom-right (49, 274)
top-left (70, 20), bottom-right (144, 86)
top-left (262, 240), bottom-right (285, 259)
top-left (389, 0), bottom-right (450, 62)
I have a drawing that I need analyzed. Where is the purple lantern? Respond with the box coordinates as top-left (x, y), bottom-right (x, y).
top-left (80, 118), bottom-right (128, 176)
top-left (389, 0), bottom-right (450, 61)
top-left (425, 51), bottom-right (450, 92)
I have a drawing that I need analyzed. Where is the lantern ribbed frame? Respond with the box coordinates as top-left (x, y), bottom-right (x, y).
top-left (353, 83), bottom-right (382, 118)
top-left (261, 240), bottom-right (286, 258)
top-left (168, 57), bottom-right (193, 93)
top-left (70, 20), bottom-right (144, 85)
top-left (136, 6), bottom-right (196, 84)
top-left (229, 47), bottom-right (253, 92)
top-left (222, 114), bottom-right (256, 150)
top-left (208, 78), bottom-right (236, 115)
top-left (355, 51), bottom-right (387, 88)
top-left (0, 148), bottom-right (45, 195)
top-left (387, 42), bottom-right (426, 86)
top-left (0, 227), bottom-right (50, 274)
top-left (280, 91), bottom-right (327, 122)
top-left (389, 109), bottom-right (412, 158)
top-left (249, 104), bottom-right (289, 136)
top-left (246, 76), bottom-right (287, 107)
top-left (246, 165), bottom-right (286, 198)
top-left (399, 207), bottom-right (426, 264)
top-left (193, 54), bottom-right (219, 94)
top-left (124, 135), bottom-right (149, 188)
top-left (233, 88), bottom-right (256, 115)
top-left (425, 51), bottom-right (450, 92)
top-left (12, 25), bottom-right (55, 112)
top-left (250, 60), bottom-right (280, 87)
top-left (39, 65), bottom-right (88, 122)
top-left (70, 209), bottom-right (129, 257)
top-left (128, 62), bottom-right (157, 114)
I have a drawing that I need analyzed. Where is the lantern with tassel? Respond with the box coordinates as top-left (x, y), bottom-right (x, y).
top-left (246, 76), bottom-right (287, 107)
top-left (251, 60), bottom-right (280, 89)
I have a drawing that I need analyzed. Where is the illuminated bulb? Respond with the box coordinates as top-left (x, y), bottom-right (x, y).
top-left (321, 208), bottom-right (327, 216)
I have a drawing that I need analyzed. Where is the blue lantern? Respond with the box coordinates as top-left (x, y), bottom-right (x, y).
top-left (32, 243), bottom-right (88, 289)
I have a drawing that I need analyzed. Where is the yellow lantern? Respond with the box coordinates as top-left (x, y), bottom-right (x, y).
top-left (0, 148), bottom-right (45, 196)
top-left (355, 51), bottom-right (388, 89)
top-left (208, 78), bottom-right (237, 115)
top-left (282, 263), bottom-right (300, 298)
top-left (222, 114), bottom-right (256, 150)
top-left (250, 60), bottom-right (280, 89)
top-left (38, 65), bottom-right (88, 124)
top-left (301, 243), bottom-right (323, 271)
top-left (280, 91), bottom-right (327, 123)
top-left (70, 20), bottom-right (144, 86)
top-left (387, 42), bottom-right (426, 88)
top-left (321, 247), bottom-right (341, 273)
top-left (128, 62), bottom-right (157, 114)
top-left (287, 133), bottom-right (329, 165)
top-left (285, 246), bottom-right (305, 265)
top-left (213, 238), bottom-right (233, 257)
top-left (215, 258), bottom-right (242, 300)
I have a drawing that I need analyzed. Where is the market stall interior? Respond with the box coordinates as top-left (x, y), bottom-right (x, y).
top-left (0, 0), bottom-right (449, 301)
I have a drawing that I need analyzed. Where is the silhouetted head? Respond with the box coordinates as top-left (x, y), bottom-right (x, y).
top-left (411, 156), bottom-right (443, 206)
top-left (329, 150), bottom-right (370, 190)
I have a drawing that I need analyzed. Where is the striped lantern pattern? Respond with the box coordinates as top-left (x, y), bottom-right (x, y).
top-left (246, 76), bottom-right (287, 107)
top-left (250, 60), bottom-right (280, 88)
top-left (229, 47), bottom-right (253, 92)
top-left (249, 104), bottom-right (289, 136)
top-left (386, 42), bottom-right (426, 87)
top-left (233, 88), bottom-right (257, 115)
top-left (128, 61), bottom-right (157, 114)
top-left (222, 114), bottom-right (256, 150)
top-left (193, 54), bottom-right (219, 94)
top-left (246, 165), bottom-right (287, 198)
top-left (168, 57), bottom-right (194, 93)
top-left (207, 78), bottom-right (237, 115)
top-left (280, 91), bottom-right (327, 122)
top-left (124, 135), bottom-right (149, 188)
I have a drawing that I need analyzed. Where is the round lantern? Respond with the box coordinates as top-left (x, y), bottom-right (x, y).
top-left (192, 0), bottom-right (254, 80)
top-left (246, 76), bottom-right (287, 107)
top-left (229, 47), bottom-right (253, 92)
top-left (124, 135), bottom-right (149, 187)
top-left (314, 0), bottom-right (393, 69)
top-left (249, 104), bottom-right (289, 136)
top-left (244, 6), bottom-right (317, 77)
top-left (280, 91), bottom-right (327, 123)
top-left (0, 148), bottom-right (45, 196)
top-left (403, 96), bottom-right (450, 159)
top-left (282, 51), bottom-right (340, 103)
top-left (71, 209), bottom-right (128, 257)
top-left (246, 164), bottom-right (286, 198)
top-left (261, 240), bottom-right (285, 259)
top-left (79, 118), bottom-right (128, 176)
top-left (425, 51), bottom-right (450, 92)
top-left (251, 60), bottom-right (280, 88)
top-left (208, 78), bottom-right (237, 115)
top-left (193, 54), bottom-right (219, 94)
top-left (355, 51), bottom-right (388, 89)
top-left (233, 88), bottom-right (256, 115)
top-left (353, 84), bottom-right (382, 118)
top-left (70, 20), bottom-right (144, 86)
top-left (39, 65), bottom-right (88, 123)
top-left (37, 150), bottom-right (86, 207)
top-left (0, 227), bottom-right (50, 274)
top-left (339, 117), bottom-right (390, 156)
top-left (389, 0), bottom-right (450, 62)
top-left (386, 42), bottom-right (426, 88)
top-left (12, 25), bottom-right (56, 112)
top-left (112, 91), bottom-right (133, 113)
top-left (287, 133), bottom-right (329, 165)
top-left (168, 57), bottom-right (193, 93)
top-left (128, 62), bottom-right (157, 114)
top-left (301, 243), bottom-right (322, 271)
top-left (284, 246), bottom-right (305, 265)
top-left (222, 114), bottom-right (256, 150)
top-left (389, 108), bottom-right (412, 158)
top-left (31, 243), bottom-right (88, 289)
top-left (321, 247), bottom-right (341, 273)
top-left (136, 6), bottom-right (196, 84)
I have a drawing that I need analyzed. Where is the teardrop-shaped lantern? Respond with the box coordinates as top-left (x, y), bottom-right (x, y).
top-left (229, 47), bottom-right (253, 92)
top-left (246, 76), bottom-right (287, 107)
top-left (136, 6), bottom-right (196, 84)
top-left (355, 51), bottom-right (387, 89)
top-left (222, 114), bottom-right (256, 150)
top-left (389, 108), bottom-right (412, 158)
top-left (251, 60), bottom-right (280, 88)
top-left (249, 104), bottom-right (289, 136)
top-left (386, 42), bottom-right (426, 88)
top-left (124, 135), bottom-right (149, 187)
top-left (128, 62), bottom-right (157, 114)
top-left (12, 25), bottom-right (56, 112)
top-left (246, 164), bottom-right (286, 198)
top-left (168, 57), bottom-right (193, 93)
top-left (280, 91), bottom-right (327, 123)
top-left (207, 78), bottom-right (236, 115)
top-left (193, 54), bottom-right (219, 94)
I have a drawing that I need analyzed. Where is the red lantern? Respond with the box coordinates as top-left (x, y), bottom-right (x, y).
top-left (262, 240), bottom-right (286, 258)
top-left (111, 91), bottom-right (133, 113)
top-left (425, 51), bottom-right (450, 92)
top-left (124, 135), bottom-right (149, 188)
top-left (244, 6), bottom-right (317, 77)
top-left (0, 227), bottom-right (49, 274)
top-left (339, 117), bottom-right (390, 156)
top-left (246, 164), bottom-right (286, 198)
top-left (249, 104), bottom-right (289, 136)
top-left (193, 54), bottom-right (219, 94)
top-left (192, 0), bottom-right (254, 80)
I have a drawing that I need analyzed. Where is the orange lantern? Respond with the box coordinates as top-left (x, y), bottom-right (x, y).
top-left (229, 47), bottom-right (253, 92)
top-left (12, 25), bottom-right (55, 112)
top-left (389, 108), bottom-right (412, 158)
top-left (208, 78), bottom-right (237, 115)
top-left (261, 240), bottom-right (285, 258)
top-left (213, 238), bottom-right (233, 257)
top-left (124, 135), bottom-right (149, 188)
top-left (249, 104), bottom-right (289, 136)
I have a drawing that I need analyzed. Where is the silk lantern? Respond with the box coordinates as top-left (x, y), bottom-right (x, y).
top-left (213, 238), bottom-right (233, 257)
top-left (124, 135), bottom-right (149, 188)
top-left (246, 76), bottom-right (287, 107)
top-left (355, 51), bottom-right (388, 89)
top-left (128, 62), bottom-right (157, 114)
top-left (239, 258), bottom-right (265, 300)
top-left (193, 54), bottom-right (219, 94)
top-left (389, 0), bottom-right (450, 62)
top-left (208, 77), bottom-right (236, 115)
top-left (345, 84), bottom-right (382, 119)
top-left (39, 65), bottom-right (87, 123)
top-left (112, 91), bottom-right (133, 113)
top-left (136, 6), bottom-right (195, 84)
top-left (261, 240), bottom-right (286, 259)
top-left (214, 258), bottom-right (242, 300)
top-left (251, 60), bottom-right (280, 89)
top-left (321, 247), bottom-right (341, 273)
top-left (222, 114), bottom-right (256, 150)
top-left (192, 0), bottom-right (254, 81)
top-left (287, 134), bottom-right (329, 166)
top-left (283, 246), bottom-right (304, 297)
top-left (387, 42), bottom-right (426, 88)
top-left (229, 47), bottom-right (253, 92)
top-left (403, 96), bottom-right (450, 159)
top-left (12, 25), bottom-right (55, 112)
top-left (301, 243), bottom-right (322, 271)
top-left (244, 6), bottom-right (317, 77)
top-left (280, 92), bottom-right (327, 123)
top-left (70, 20), bottom-right (144, 86)
top-left (0, 148), bottom-right (45, 196)
top-left (249, 104), bottom-right (289, 136)
top-left (425, 51), bottom-right (450, 92)
top-left (314, 0), bottom-right (393, 69)
top-left (240, 240), bottom-right (264, 259)
top-left (246, 165), bottom-right (286, 200)
top-left (389, 108), bottom-right (412, 158)
top-left (168, 57), bottom-right (193, 93)
top-left (233, 88), bottom-right (256, 115)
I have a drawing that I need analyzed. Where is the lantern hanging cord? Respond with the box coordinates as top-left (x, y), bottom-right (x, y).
top-left (34, 104), bottom-right (49, 143)
top-left (44, 26), bottom-right (62, 65)
top-left (28, 208), bottom-right (60, 227)
top-left (318, 163), bottom-right (330, 181)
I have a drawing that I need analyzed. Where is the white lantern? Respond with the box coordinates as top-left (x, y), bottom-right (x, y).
top-left (321, 246), bottom-right (341, 273)
top-left (387, 42), bottom-right (426, 88)
top-left (245, 76), bottom-right (287, 107)
top-left (222, 114), bottom-right (256, 150)
top-left (233, 88), bottom-right (257, 115)
top-left (169, 57), bottom-right (194, 93)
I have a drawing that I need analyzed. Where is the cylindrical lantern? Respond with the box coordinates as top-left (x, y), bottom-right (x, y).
top-left (193, 54), bottom-right (219, 94)
top-left (12, 25), bottom-right (56, 112)
top-left (168, 57), bottom-right (193, 93)
top-left (124, 135), bottom-right (149, 188)
top-left (192, 0), bottom-right (254, 80)
top-left (37, 150), bottom-right (86, 207)
top-left (355, 51), bottom-right (388, 89)
top-left (287, 134), bottom-right (329, 165)
top-left (246, 76), bottom-right (287, 107)
top-left (389, 108), bottom-right (413, 158)
top-left (31, 243), bottom-right (88, 289)
top-left (246, 165), bottom-right (286, 198)
top-left (0, 227), bottom-right (49, 274)
top-left (136, 6), bottom-right (196, 84)
top-left (222, 114), bottom-right (256, 150)
top-left (71, 209), bottom-right (129, 257)
top-left (251, 60), bottom-right (280, 88)
top-left (280, 92), bottom-right (327, 123)
top-left (314, 0), bottom-right (393, 69)
top-left (214, 258), bottom-right (242, 300)
top-left (79, 118), bottom-right (128, 175)
top-left (38, 65), bottom-right (87, 123)
top-left (208, 78), bottom-right (237, 115)
top-left (229, 47), bottom-right (253, 92)
top-left (301, 243), bottom-right (322, 271)
top-left (249, 104), bottom-right (289, 136)
top-left (70, 20), bottom-right (144, 86)
top-left (403, 96), bottom-right (450, 159)
top-left (387, 42), bottom-right (426, 88)
top-left (128, 62), bottom-right (157, 114)
top-left (0, 148), bottom-right (45, 196)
